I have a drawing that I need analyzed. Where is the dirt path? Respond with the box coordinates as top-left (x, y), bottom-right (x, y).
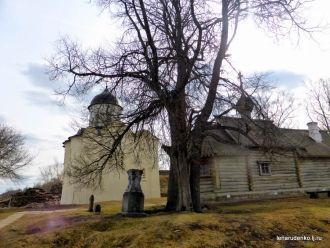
top-left (0, 209), bottom-right (77, 230)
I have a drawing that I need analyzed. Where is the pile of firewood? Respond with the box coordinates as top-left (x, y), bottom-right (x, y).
top-left (0, 198), bottom-right (10, 208)
top-left (0, 188), bottom-right (60, 208)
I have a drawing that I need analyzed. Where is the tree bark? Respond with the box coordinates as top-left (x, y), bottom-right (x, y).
top-left (166, 91), bottom-right (193, 211)
top-left (165, 158), bottom-right (178, 211)
top-left (189, 131), bottom-right (203, 212)
top-left (174, 150), bottom-right (192, 211)
top-left (190, 160), bottom-right (201, 212)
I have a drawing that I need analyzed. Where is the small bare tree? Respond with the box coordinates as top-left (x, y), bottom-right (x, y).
top-left (306, 79), bottom-right (330, 131)
top-left (253, 88), bottom-right (297, 128)
top-left (40, 160), bottom-right (63, 184)
top-left (39, 161), bottom-right (64, 194)
top-left (0, 122), bottom-right (32, 180)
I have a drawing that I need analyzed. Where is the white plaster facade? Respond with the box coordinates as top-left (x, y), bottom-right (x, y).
top-left (60, 89), bottom-right (160, 204)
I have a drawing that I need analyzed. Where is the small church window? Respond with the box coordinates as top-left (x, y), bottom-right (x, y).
top-left (200, 164), bottom-right (211, 177)
top-left (257, 161), bottom-right (271, 176)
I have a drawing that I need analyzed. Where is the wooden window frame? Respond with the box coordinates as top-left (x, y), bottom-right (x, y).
top-left (200, 160), bottom-right (211, 177)
top-left (257, 161), bottom-right (272, 176)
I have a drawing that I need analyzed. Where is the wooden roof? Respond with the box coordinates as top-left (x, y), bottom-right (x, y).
top-left (201, 117), bottom-right (330, 158)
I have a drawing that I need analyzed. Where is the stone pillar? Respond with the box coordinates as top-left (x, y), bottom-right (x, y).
top-left (88, 194), bottom-right (94, 212)
top-left (122, 169), bottom-right (146, 217)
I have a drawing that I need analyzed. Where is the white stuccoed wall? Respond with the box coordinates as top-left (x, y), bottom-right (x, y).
top-left (60, 128), bottom-right (160, 205)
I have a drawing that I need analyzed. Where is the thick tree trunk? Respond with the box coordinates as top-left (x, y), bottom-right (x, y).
top-left (174, 149), bottom-right (192, 211)
top-left (165, 159), bottom-right (178, 211)
top-left (190, 160), bottom-right (201, 212)
top-left (189, 131), bottom-right (203, 212)
top-left (165, 93), bottom-right (193, 211)
top-left (187, 1), bottom-right (230, 212)
top-left (166, 143), bottom-right (193, 211)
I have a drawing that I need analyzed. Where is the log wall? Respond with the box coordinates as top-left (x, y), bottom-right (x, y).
top-left (200, 151), bottom-right (330, 202)
top-left (247, 152), bottom-right (299, 191)
top-left (300, 159), bottom-right (330, 188)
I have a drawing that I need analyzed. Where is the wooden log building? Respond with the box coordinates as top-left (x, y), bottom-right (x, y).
top-left (199, 94), bottom-right (330, 202)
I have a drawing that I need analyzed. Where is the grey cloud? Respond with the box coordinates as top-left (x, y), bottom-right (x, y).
top-left (24, 133), bottom-right (48, 146)
top-left (22, 63), bottom-right (64, 91)
top-left (0, 180), bottom-right (21, 194)
top-left (22, 63), bottom-right (108, 104)
top-left (18, 175), bottom-right (40, 188)
top-left (264, 70), bottom-right (306, 88)
top-left (24, 90), bottom-right (58, 105)
top-left (22, 64), bottom-right (109, 113)
top-left (0, 170), bottom-right (39, 191)
top-left (23, 90), bottom-right (70, 112)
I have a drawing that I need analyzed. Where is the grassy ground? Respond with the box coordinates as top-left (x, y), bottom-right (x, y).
top-left (0, 208), bottom-right (24, 220)
top-left (0, 197), bottom-right (329, 248)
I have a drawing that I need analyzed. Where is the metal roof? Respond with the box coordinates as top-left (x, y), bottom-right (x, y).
top-left (88, 88), bottom-right (119, 109)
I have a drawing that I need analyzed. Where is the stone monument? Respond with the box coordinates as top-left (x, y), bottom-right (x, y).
top-left (122, 169), bottom-right (146, 217)
top-left (88, 194), bottom-right (94, 212)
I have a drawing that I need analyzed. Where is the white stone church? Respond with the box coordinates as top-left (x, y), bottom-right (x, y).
top-left (60, 89), bottom-right (160, 204)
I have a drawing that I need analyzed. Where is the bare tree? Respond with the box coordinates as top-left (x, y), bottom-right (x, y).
top-left (212, 73), bottom-right (297, 128)
top-left (306, 79), bottom-right (330, 131)
top-left (253, 88), bottom-right (297, 128)
top-left (38, 160), bottom-right (63, 194)
top-left (40, 160), bottom-right (63, 184)
top-left (68, 127), bottom-right (126, 186)
top-left (0, 122), bottom-right (32, 180)
top-left (48, 0), bottom-right (315, 211)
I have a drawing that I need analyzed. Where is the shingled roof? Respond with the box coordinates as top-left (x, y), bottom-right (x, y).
top-left (201, 117), bottom-right (330, 158)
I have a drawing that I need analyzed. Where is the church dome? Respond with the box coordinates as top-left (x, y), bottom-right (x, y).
top-left (236, 93), bottom-right (254, 112)
top-left (88, 88), bottom-right (119, 109)
top-left (235, 93), bottom-right (254, 118)
top-left (88, 88), bottom-right (122, 127)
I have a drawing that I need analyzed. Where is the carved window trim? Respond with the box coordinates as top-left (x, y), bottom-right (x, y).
top-left (257, 161), bottom-right (272, 176)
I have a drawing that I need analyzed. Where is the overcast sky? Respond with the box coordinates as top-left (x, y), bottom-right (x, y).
top-left (1, 0), bottom-right (330, 193)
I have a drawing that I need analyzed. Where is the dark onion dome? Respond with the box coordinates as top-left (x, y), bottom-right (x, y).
top-left (235, 93), bottom-right (254, 114)
top-left (88, 88), bottom-right (120, 109)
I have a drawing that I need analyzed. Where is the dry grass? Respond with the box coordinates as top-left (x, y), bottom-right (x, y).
top-left (0, 208), bottom-right (24, 220)
top-left (0, 197), bottom-right (329, 248)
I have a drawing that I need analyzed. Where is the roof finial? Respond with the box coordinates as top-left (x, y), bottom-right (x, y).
top-left (238, 72), bottom-right (243, 91)
top-left (235, 73), bottom-right (254, 119)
